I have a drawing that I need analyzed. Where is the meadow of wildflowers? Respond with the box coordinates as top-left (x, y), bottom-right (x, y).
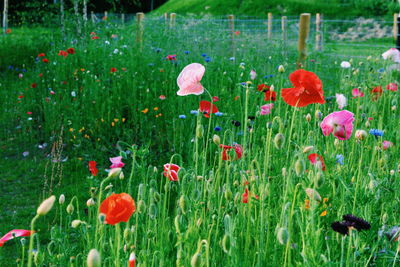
top-left (0, 15), bottom-right (399, 266)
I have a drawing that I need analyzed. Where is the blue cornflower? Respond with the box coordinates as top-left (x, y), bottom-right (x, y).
top-left (240, 82), bottom-right (247, 86)
top-left (184, 51), bottom-right (190, 54)
top-left (178, 115), bottom-right (186, 119)
top-left (21, 69), bottom-right (27, 72)
top-left (8, 65), bottom-right (14, 70)
top-left (215, 112), bottom-right (223, 116)
top-left (369, 129), bottom-right (384, 137)
top-left (214, 126), bottom-right (221, 131)
top-left (205, 57), bottom-right (211, 63)
top-left (336, 154), bottom-right (344, 165)
top-left (15, 67), bottom-right (19, 71)
top-left (190, 110), bottom-right (199, 115)
top-left (378, 68), bottom-right (385, 73)
top-left (201, 53), bottom-right (207, 57)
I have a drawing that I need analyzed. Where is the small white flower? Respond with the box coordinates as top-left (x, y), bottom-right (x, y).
top-left (22, 151), bottom-right (29, 157)
top-left (105, 41), bottom-right (110, 45)
top-left (340, 61), bottom-right (351, 68)
top-left (336, 93), bottom-right (347, 109)
top-left (113, 49), bottom-right (119, 54)
top-left (71, 91), bottom-right (76, 97)
top-left (27, 117), bottom-right (33, 121)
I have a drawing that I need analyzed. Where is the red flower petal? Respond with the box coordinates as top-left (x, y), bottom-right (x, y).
top-left (0, 230), bottom-right (33, 247)
top-left (99, 193), bottom-right (136, 225)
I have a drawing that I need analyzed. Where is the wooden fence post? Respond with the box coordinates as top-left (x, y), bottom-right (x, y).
top-left (268, 12), bottom-right (273, 40)
top-left (394, 13), bottom-right (398, 40)
top-left (297, 13), bottom-right (311, 68)
top-left (121, 13), bottom-right (125, 24)
top-left (3, 0), bottom-right (8, 34)
top-left (136, 12), bottom-right (145, 48)
top-left (397, 14), bottom-right (400, 50)
top-left (315, 13), bottom-right (323, 51)
top-left (281, 16), bottom-right (287, 56)
top-left (228, 14), bottom-right (235, 56)
top-left (74, 0), bottom-right (81, 35)
top-left (170, 13), bottom-right (176, 28)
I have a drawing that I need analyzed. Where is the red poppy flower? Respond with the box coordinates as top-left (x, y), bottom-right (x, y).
top-left (18, 95), bottom-right (24, 99)
top-left (5, 29), bottom-right (11, 34)
top-left (91, 36), bottom-right (99, 40)
top-left (199, 100), bottom-right (218, 118)
top-left (234, 31), bottom-right (240, 36)
top-left (264, 90), bottom-right (276, 101)
top-left (257, 84), bottom-right (270, 92)
top-left (371, 86), bottom-right (383, 101)
top-left (99, 193), bottom-right (136, 225)
top-left (220, 144), bottom-right (243, 160)
top-left (88, 161), bottom-right (98, 176)
top-left (212, 96), bottom-right (219, 102)
top-left (31, 83), bottom-right (37, 88)
top-left (0, 229), bottom-right (33, 247)
top-left (58, 50), bottom-right (68, 58)
top-left (110, 67), bottom-right (117, 73)
top-left (38, 53), bottom-right (45, 57)
top-left (308, 153), bottom-right (326, 171)
top-left (242, 188), bottom-right (259, 203)
top-left (67, 48), bottom-right (75, 54)
top-left (42, 58), bottom-right (49, 63)
top-left (166, 54), bottom-right (176, 61)
top-left (281, 69), bottom-right (325, 107)
top-left (163, 163), bottom-right (180, 181)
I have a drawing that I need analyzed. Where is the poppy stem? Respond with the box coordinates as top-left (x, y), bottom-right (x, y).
top-left (94, 177), bottom-right (111, 248)
top-left (27, 215), bottom-right (39, 267)
top-left (115, 223), bottom-right (121, 267)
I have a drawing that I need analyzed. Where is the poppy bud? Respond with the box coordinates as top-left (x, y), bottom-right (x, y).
top-left (37, 195), bottom-right (56, 216)
top-left (149, 203), bottom-right (157, 219)
top-left (305, 113), bottom-right (311, 122)
top-left (179, 195), bottom-right (187, 214)
top-left (365, 121), bottom-right (370, 127)
top-left (87, 249), bottom-right (101, 267)
top-left (86, 198), bottom-right (95, 207)
top-left (334, 139), bottom-right (340, 148)
top-left (305, 188), bottom-right (321, 201)
top-left (66, 203), bottom-right (74, 214)
top-left (174, 215), bottom-right (181, 234)
top-left (295, 159), bottom-right (305, 176)
top-left (315, 110), bottom-right (322, 120)
top-left (108, 168), bottom-right (122, 178)
top-left (368, 179), bottom-right (377, 191)
top-left (221, 234), bottom-right (231, 253)
top-left (190, 253), bottom-right (202, 267)
top-left (196, 125), bottom-right (204, 138)
top-left (274, 133), bottom-right (285, 149)
top-left (281, 168), bottom-right (287, 177)
top-left (98, 214), bottom-right (106, 224)
top-left (71, 220), bottom-right (82, 228)
top-left (270, 84), bottom-right (275, 92)
top-left (278, 65), bottom-right (285, 73)
top-left (137, 200), bottom-right (146, 214)
top-left (302, 146), bottom-right (313, 153)
top-left (129, 252), bottom-right (136, 267)
top-left (355, 130), bottom-right (367, 141)
top-left (119, 171), bottom-right (125, 180)
top-left (390, 170), bottom-right (395, 176)
top-left (315, 172), bottom-right (324, 187)
top-left (153, 166), bottom-right (158, 173)
top-left (59, 194), bottom-right (65, 205)
top-left (367, 56), bottom-right (372, 60)
top-left (224, 188), bottom-right (232, 200)
top-left (392, 105), bottom-right (397, 111)
top-left (277, 227), bottom-right (289, 245)
top-left (213, 134), bottom-right (221, 145)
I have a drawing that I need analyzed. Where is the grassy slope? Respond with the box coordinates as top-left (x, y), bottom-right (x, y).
top-left (154, 0), bottom-right (395, 18)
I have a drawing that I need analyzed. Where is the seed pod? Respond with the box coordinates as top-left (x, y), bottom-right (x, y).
top-left (224, 214), bottom-right (231, 234)
top-left (190, 253), bottom-right (202, 267)
top-left (149, 203), bottom-right (157, 219)
top-left (213, 134), bottom-right (221, 145)
top-left (137, 200), bottom-right (146, 214)
top-left (274, 133), bottom-right (285, 149)
top-left (277, 227), bottom-right (289, 245)
top-left (179, 195), bottom-right (187, 214)
top-left (66, 203), bottom-right (74, 214)
top-left (295, 159), bottom-right (305, 176)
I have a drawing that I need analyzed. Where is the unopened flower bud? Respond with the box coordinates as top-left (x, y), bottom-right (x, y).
top-left (305, 113), bottom-right (311, 122)
top-left (281, 167), bottom-right (287, 177)
top-left (295, 159), bottom-right (305, 176)
top-left (59, 194), bottom-right (65, 205)
top-left (278, 65), bottom-right (285, 73)
top-left (305, 188), bottom-right (321, 201)
top-left (355, 130), bottom-right (367, 141)
top-left (179, 195), bottom-right (187, 214)
top-left (191, 252), bottom-right (202, 267)
top-left (213, 134), bottom-right (221, 145)
top-left (66, 203), bottom-right (74, 214)
top-left (277, 227), bottom-right (289, 245)
top-left (315, 110), bottom-right (322, 120)
top-left (274, 133), bottom-right (285, 149)
top-left (119, 171), bottom-right (125, 180)
top-left (71, 220), bottom-right (82, 228)
top-left (302, 146), bottom-right (313, 153)
top-left (37, 195), bottom-right (56, 216)
top-left (137, 200), bottom-right (146, 213)
top-left (196, 125), bottom-right (204, 138)
top-left (86, 198), bottom-right (95, 207)
top-left (108, 168), bottom-right (122, 178)
top-left (87, 249), bottom-right (101, 267)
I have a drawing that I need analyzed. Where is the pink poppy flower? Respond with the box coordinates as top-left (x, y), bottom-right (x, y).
top-left (163, 163), bottom-right (180, 181)
top-left (382, 141), bottom-right (393, 150)
top-left (0, 229), bottom-right (33, 247)
top-left (386, 83), bottom-right (398, 92)
top-left (382, 48), bottom-right (400, 63)
top-left (176, 63), bottom-right (205, 96)
top-left (109, 156), bottom-right (125, 169)
top-left (308, 153), bottom-right (326, 171)
top-left (250, 70), bottom-right (257, 80)
top-left (352, 88), bottom-right (364, 98)
top-left (320, 110), bottom-right (354, 140)
top-left (260, 103), bottom-right (274, 115)
top-left (159, 95), bottom-right (166, 100)
top-left (336, 93), bottom-right (347, 109)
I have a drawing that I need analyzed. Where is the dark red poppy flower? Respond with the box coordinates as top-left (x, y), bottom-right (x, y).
top-left (199, 100), bottom-right (218, 118)
top-left (264, 90), bottom-right (276, 101)
top-left (58, 50), bottom-right (68, 58)
top-left (242, 188), bottom-right (259, 203)
top-left (371, 86), bottom-right (382, 101)
top-left (163, 163), bottom-right (180, 181)
top-left (91, 36), bottom-right (99, 40)
top-left (281, 69), bottom-right (325, 107)
top-left (88, 161), bottom-right (98, 176)
top-left (308, 153), bottom-right (326, 171)
top-left (38, 53), bottom-right (45, 57)
top-left (257, 84), bottom-right (270, 92)
top-left (331, 214), bottom-right (371, 235)
top-left (67, 48), bottom-right (75, 54)
top-left (31, 83), bottom-right (37, 88)
top-left (99, 193), bottom-right (136, 225)
top-left (212, 96), bottom-right (219, 102)
top-left (220, 144), bottom-right (243, 160)
top-left (0, 229), bottom-right (33, 247)
top-left (42, 58), bottom-right (49, 63)
top-left (110, 67), bottom-right (117, 73)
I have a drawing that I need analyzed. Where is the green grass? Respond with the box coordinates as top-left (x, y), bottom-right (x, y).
top-left (0, 16), bottom-right (399, 266)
